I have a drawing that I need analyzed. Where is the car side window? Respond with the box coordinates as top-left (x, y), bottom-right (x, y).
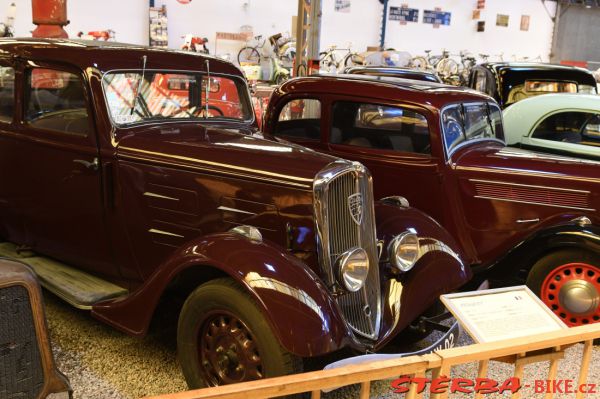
top-left (25, 68), bottom-right (90, 136)
top-left (583, 114), bottom-right (600, 140)
top-left (274, 99), bottom-right (321, 140)
top-left (0, 66), bottom-right (14, 123)
top-left (532, 111), bottom-right (596, 144)
top-left (475, 71), bottom-right (487, 93)
top-left (330, 101), bottom-right (430, 155)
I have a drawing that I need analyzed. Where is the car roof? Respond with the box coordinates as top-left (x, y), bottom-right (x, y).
top-left (343, 66), bottom-right (442, 82)
top-left (0, 38), bottom-right (243, 76)
top-left (478, 62), bottom-right (596, 85)
top-left (277, 74), bottom-right (491, 109)
top-left (480, 62), bottom-right (591, 73)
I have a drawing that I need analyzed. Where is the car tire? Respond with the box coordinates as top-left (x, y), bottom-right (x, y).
top-left (527, 249), bottom-right (600, 327)
top-left (177, 278), bottom-right (303, 389)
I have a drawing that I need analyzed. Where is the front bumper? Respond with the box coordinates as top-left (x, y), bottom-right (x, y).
top-left (323, 312), bottom-right (461, 373)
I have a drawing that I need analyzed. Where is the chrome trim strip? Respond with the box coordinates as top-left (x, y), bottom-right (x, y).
top-left (469, 178), bottom-right (591, 194)
top-left (123, 153), bottom-right (312, 189)
top-left (516, 218), bottom-right (540, 224)
top-left (218, 206), bottom-right (257, 216)
top-left (148, 228), bottom-right (185, 238)
top-left (143, 192), bottom-right (180, 201)
top-left (120, 147), bottom-right (314, 186)
top-left (474, 195), bottom-right (595, 212)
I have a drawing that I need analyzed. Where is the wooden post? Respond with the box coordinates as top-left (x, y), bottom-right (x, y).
top-left (575, 340), bottom-right (594, 399)
top-left (359, 381), bottom-right (370, 399)
top-left (430, 365), bottom-right (451, 399)
top-left (474, 360), bottom-right (489, 399)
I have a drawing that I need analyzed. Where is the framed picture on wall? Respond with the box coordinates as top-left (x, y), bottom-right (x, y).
top-left (496, 14), bottom-right (509, 27)
top-left (521, 15), bottom-right (530, 31)
top-left (477, 21), bottom-right (485, 32)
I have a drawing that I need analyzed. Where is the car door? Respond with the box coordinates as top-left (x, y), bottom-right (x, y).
top-left (10, 62), bottom-right (117, 277)
top-left (0, 59), bottom-right (24, 242)
top-left (323, 97), bottom-right (447, 225)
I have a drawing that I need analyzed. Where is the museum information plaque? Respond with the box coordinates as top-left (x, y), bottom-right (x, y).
top-left (441, 286), bottom-right (567, 343)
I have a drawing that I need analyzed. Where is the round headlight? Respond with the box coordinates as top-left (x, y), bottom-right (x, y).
top-left (389, 232), bottom-right (419, 272)
top-left (335, 247), bottom-right (370, 292)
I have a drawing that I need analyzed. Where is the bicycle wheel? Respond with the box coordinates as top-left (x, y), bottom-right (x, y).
top-left (238, 47), bottom-right (260, 65)
top-left (295, 62), bottom-right (308, 77)
top-left (319, 52), bottom-right (336, 70)
top-left (344, 52), bottom-right (365, 67)
top-left (436, 58), bottom-right (459, 76)
top-left (410, 56), bottom-right (429, 71)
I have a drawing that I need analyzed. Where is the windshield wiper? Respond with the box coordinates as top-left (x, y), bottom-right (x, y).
top-left (130, 55), bottom-right (148, 116)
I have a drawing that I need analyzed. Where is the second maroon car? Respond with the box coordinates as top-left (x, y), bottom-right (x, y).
top-left (263, 74), bottom-right (600, 327)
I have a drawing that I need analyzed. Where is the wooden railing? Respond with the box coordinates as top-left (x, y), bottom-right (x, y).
top-left (144, 323), bottom-right (600, 399)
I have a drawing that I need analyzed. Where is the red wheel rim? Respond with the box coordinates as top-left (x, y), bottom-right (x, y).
top-left (197, 311), bottom-right (263, 386)
top-left (540, 263), bottom-right (600, 326)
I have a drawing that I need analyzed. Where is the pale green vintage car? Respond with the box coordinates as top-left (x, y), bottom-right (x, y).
top-left (503, 93), bottom-right (600, 160)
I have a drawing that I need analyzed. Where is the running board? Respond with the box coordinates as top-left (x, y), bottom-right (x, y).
top-left (0, 243), bottom-right (128, 309)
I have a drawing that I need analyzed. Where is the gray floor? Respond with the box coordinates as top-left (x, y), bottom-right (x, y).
top-left (44, 293), bottom-right (600, 399)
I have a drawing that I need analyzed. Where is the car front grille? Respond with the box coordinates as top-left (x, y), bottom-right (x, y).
top-left (313, 161), bottom-right (381, 340)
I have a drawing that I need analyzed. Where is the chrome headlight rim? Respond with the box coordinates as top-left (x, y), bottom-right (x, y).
top-left (389, 230), bottom-right (420, 272)
top-left (335, 247), bottom-right (370, 293)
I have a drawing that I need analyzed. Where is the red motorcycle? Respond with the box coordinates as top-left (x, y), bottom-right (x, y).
top-left (77, 29), bottom-right (115, 41)
top-left (181, 34), bottom-right (209, 54)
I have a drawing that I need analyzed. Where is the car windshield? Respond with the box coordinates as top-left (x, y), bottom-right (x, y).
top-left (506, 80), bottom-right (597, 105)
top-left (441, 102), bottom-right (504, 155)
top-left (102, 71), bottom-right (253, 125)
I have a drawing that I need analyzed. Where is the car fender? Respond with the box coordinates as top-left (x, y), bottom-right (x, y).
top-left (482, 220), bottom-right (600, 285)
top-left (92, 233), bottom-right (352, 357)
top-left (373, 202), bottom-right (472, 347)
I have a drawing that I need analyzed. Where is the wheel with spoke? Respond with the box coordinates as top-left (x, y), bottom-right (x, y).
top-left (238, 47), bottom-right (260, 65)
top-left (527, 249), bottom-right (600, 327)
top-left (178, 278), bottom-right (302, 389)
top-left (199, 310), bottom-right (263, 384)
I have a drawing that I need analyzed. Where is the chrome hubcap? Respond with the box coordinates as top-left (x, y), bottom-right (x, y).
top-left (559, 280), bottom-right (599, 316)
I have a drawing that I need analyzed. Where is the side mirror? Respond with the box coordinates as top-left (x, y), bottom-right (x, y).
top-left (0, 260), bottom-right (72, 399)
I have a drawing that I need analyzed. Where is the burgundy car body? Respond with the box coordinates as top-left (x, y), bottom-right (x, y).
top-left (0, 39), bottom-right (470, 364)
top-left (263, 75), bottom-right (600, 325)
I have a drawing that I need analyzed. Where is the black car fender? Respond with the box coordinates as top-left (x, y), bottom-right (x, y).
top-left (476, 220), bottom-right (600, 286)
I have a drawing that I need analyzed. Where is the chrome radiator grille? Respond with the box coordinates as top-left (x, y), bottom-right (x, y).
top-left (313, 161), bottom-right (381, 340)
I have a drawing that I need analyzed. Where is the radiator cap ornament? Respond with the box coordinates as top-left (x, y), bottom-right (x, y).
top-left (348, 193), bottom-right (363, 225)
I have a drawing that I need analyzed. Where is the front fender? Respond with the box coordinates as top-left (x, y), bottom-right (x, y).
top-left (92, 233), bottom-right (352, 358)
top-left (373, 203), bottom-right (472, 347)
top-left (483, 221), bottom-right (600, 285)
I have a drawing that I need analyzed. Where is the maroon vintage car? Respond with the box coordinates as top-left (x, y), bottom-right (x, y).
top-left (0, 39), bottom-right (470, 388)
top-left (263, 74), bottom-right (600, 327)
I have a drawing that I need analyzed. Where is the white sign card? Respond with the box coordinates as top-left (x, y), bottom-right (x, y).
top-left (441, 286), bottom-right (567, 343)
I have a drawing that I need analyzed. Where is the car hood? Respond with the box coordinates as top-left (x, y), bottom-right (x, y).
top-left (115, 124), bottom-right (338, 190)
top-left (455, 142), bottom-right (600, 183)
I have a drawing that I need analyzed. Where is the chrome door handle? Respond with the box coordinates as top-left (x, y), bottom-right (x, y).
top-left (73, 157), bottom-right (99, 171)
top-left (516, 218), bottom-right (540, 224)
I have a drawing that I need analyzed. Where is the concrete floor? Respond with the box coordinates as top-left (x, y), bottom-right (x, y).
top-left (44, 292), bottom-right (600, 399)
